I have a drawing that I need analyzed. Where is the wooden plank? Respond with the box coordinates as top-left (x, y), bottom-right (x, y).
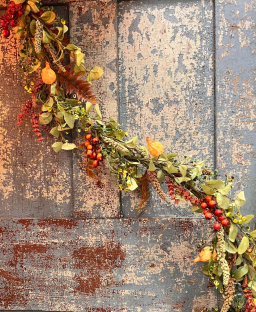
top-left (70, 0), bottom-right (120, 218)
top-left (0, 6), bottom-right (74, 218)
top-left (0, 218), bottom-right (217, 311)
top-left (215, 0), bottom-right (256, 216)
top-left (118, 0), bottom-right (215, 217)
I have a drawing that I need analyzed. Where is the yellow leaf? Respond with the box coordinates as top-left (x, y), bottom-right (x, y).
top-left (90, 66), bottom-right (104, 80)
top-left (40, 11), bottom-right (56, 24)
top-left (27, 1), bottom-right (39, 13)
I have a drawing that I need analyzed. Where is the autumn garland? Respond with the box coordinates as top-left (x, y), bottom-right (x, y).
top-left (1, 1), bottom-right (256, 311)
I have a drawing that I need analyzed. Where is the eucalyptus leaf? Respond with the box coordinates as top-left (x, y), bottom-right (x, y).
top-left (225, 240), bottom-right (237, 254)
top-left (233, 264), bottom-right (248, 281)
top-left (40, 11), bottom-right (56, 24)
top-left (50, 127), bottom-right (59, 138)
top-left (201, 184), bottom-right (215, 195)
top-left (52, 142), bottom-right (63, 153)
top-left (229, 223), bottom-right (238, 242)
top-left (219, 183), bottom-right (232, 195)
top-left (238, 236), bottom-right (249, 255)
top-left (157, 170), bottom-right (165, 182)
top-left (207, 180), bottom-right (225, 189)
top-left (62, 143), bottom-right (77, 150)
top-left (216, 193), bottom-right (230, 209)
top-left (64, 112), bottom-right (75, 129)
top-left (39, 112), bottom-right (52, 125)
top-left (235, 254), bottom-right (243, 266)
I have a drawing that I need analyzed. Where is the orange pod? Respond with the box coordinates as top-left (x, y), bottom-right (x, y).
top-left (41, 62), bottom-right (56, 85)
top-left (146, 137), bottom-right (164, 157)
top-left (193, 246), bottom-right (217, 264)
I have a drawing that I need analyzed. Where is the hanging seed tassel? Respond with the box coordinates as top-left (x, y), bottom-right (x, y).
top-left (101, 135), bottom-right (130, 155)
top-left (220, 278), bottom-right (235, 312)
top-left (35, 20), bottom-right (43, 54)
top-left (216, 227), bottom-right (230, 286)
top-left (147, 170), bottom-right (167, 200)
top-left (134, 146), bottom-right (148, 157)
top-left (227, 254), bottom-right (237, 271)
top-left (44, 43), bottom-right (66, 72)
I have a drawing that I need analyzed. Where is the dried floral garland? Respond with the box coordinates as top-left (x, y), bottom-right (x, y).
top-left (1, 1), bottom-right (256, 311)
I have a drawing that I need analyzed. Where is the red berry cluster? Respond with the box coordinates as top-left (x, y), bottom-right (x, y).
top-left (200, 195), bottom-right (229, 231)
top-left (31, 112), bottom-right (44, 141)
top-left (1, 1), bottom-right (23, 38)
top-left (166, 177), bottom-right (201, 206)
top-left (242, 277), bottom-right (256, 312)
top-left (83, 133), bottom-right (103, 168)
top-left (17, 100), bottom-right (33, 125)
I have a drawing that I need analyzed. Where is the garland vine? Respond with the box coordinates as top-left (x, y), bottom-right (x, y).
top-left (1, 1), bottom-right (256, 311)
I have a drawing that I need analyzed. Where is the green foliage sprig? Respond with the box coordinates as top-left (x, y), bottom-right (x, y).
top-left (1, 0), bottom-right (256, 311)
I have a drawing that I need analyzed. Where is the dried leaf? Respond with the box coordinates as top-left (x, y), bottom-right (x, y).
top-left (225, 241), bottom-right (237, 254)
top-left (50, 126), bottom-right (59, 138)
top-left (235, 191), bottom-right (246, 211)
top-left (216, 193), bottom-right (230, 209)
top-left (57, 63), bottom-right (97, 104)
top-left (238, 236), bottom-right (249, 255)
top-left (40, 11), bottom-right (56, 24)
top-left (27, 1), bottom-right (39, 13)
top-left (240, 214), bottom-right (254, 225)
top-left (201, 184), bottom-right (215, 195)
top-left (229, 223), bottom-right (238, 242)
top-left (63, 112), bottom-right (75, 129)
top-left (62, 143), bottom-right (77, 150)
top-left (52, 142), bottom-right (63, 152)
top-left (207, 180), bottom-right (225, 189)
top-left (137, 172), bottom-right (150, 214)
top-left (179, 165), bottom-right (187, 177)
top-left (86, 159), bottom-right (100, 182)
top-left (148, 159), bottom-right (156, 171)
top-left (234, 263), bottom-right (248, 281)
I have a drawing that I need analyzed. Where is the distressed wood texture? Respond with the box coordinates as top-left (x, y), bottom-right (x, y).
top-left (0, 218), bottom-right (217, 311)
top-left (216, 0), bottom-right (256, 216)
top-left (118, 0), bottom-right (215, 217)
top-left (0, 6), bottom-right (74, 218)
top-left (70, 0), bottom-right (120, 218)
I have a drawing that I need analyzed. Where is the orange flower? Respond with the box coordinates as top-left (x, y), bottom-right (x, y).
top-left (193, 246), bottom-right (217, 264)
top-left (146, 137), bottom-right (164, 157)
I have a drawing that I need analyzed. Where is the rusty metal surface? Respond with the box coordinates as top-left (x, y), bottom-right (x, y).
top-left (118, 0), bottom-right (215, 217)
top-left (216, 0), bottom-right (256, 217)
top-left (70, 0), bottom-right (120, 218)
top-left (0, 218), bottom-right (217, 311)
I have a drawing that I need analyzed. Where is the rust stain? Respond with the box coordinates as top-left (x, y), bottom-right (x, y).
top-left (73, 242), bottom-right (126, 295)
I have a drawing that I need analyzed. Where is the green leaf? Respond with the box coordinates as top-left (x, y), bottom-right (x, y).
top-left (207, 180), bottom-right (225, 189)
top-left (235, 255), bottom-right (243, 266)
top-left (248, 265), bottom-right (256, 281)
top-left (167, 153), bottom-right (177, 160)
top-left (128, 178), bottom-right (138, 191)
top-left (157, 170), bottom-right (165, 182)
top-left (229, 223), bottom-right (238, 242)
top-left (175, 177), bottom-right (191, 183)
top-left (50, 127), bottom-right (59, 138)
top-left (85, 101), bottom-right (93, 114)
top-left (148, 159), bottom-right (156, 171)
top-left (63, 112), bottom-right (75, 129)
top-left (42, 30), bottom-right (52, 44)
top-left (109, 117), bottom-right (121, 128)
top-left (225, 240), bottom-right (237, 254)
top-left (40, 11), bottom-right (56, 24)
top-left (30, 20), bottom-right (36, 36)
top-left (95, 104), bottom-right (102, 120)
top-left (249, 230), bottom-right (256, 239)
top-left (235, 191), bottom-right (246, 211)
top-left (238, 236), bottom-right (249, 254)
top-left (219, 183), bottom-right (232, 195)
top-left (126, 136), bottom-right (138, 148)
top-left (201, 184), bottom-right (215, 195)
top-left (234, 263), bottom-right (248, 281)
top-left (27, 0), bottom-right (39, 13)
top-left (191, 205), bottom-right (203, 213)
top-left (216, 193), bottom-right (230, 209)
top-left (39, 112), bottom-right (52, 125)
top-left (165, 162), bottom-right (178, 173)
top-left (52, 142), bottom-right (63, 152)
top-left (241, 215), bottom-right (254, 225)
top-left (62, 143), bottom-right (77, 150)
top-left (201, 264), bottom-right (209, 276)
top-left (179, 165), bottom-right (187, 177)
top-left (190, 166), bottom-right (202, 180)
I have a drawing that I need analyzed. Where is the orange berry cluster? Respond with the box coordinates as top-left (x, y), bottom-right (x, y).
top-left (200, 195), bottom-right (229, 231)
top-left (83, 133), bottom-right (103, 168)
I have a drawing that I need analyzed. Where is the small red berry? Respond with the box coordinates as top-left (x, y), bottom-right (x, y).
top-left (93, 160), bottom-right (99, 167)
top-left (92, 152), bottom-right (97, 159)
top-left (87, 150), bottom-right (93, 157)
top-left (10, 19), bottom-right (18, 27)
top-left (218, 215), bottom-right (225, 222)
top-left (92, 137), bottom-right (99, 145)
top-left (16, 10), bottom-right (23, 17)
top-left (3, 29), bottom-right (10, 37)
top-left (214, 209), bottom-right (223, 217)
top-left (213, 223), bottom-right (221, 231)
top-left (205, 212), bottom-right (212, 220)
top-left (1, 20), bottom-right (8, 27)
top-left (7, 7), bottom-right (15, 14)
top-left (201, 202), bottom-right (208, 209)
top-left (203, 209), bottom-right (209, 215)
top-left (208, 200), bottom-right (217, 208)
top-left (221, 219), bottom-right (229, 227)
top-left (87, 144), bottom-right (93, 150)
top-left (85, 134), bottom-right (92, 141)
top-left (97, 153), bottom-right (103, 161)
top-left (205, 196), bottom-right (212, 203)
top-left (84, 141), bottom-right (90, 148)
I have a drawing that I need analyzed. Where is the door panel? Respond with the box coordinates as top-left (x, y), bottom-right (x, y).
top-left (0, 5), bottom-right (74, 218)
top-left (118, 0), bottom-right (215, 217)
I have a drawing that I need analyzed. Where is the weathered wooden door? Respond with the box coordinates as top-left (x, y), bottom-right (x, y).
top-left (0, 0), bottom-right (255, 311)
